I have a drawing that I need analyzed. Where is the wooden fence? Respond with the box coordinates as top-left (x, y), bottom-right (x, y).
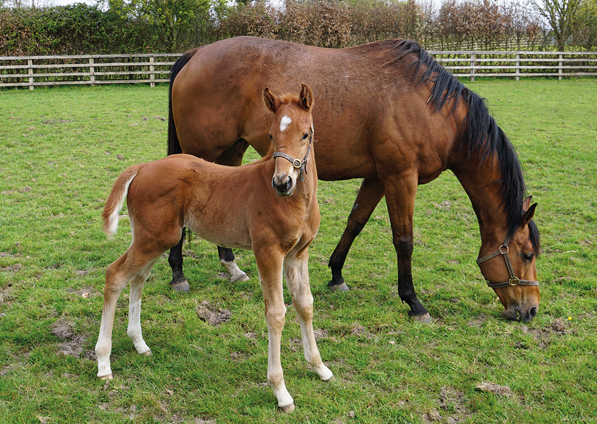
top-left (1, 50), bottom-right (596, 90)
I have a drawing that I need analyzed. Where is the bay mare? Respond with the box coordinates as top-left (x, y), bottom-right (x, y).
top-left (168, 37), bottom-right (541, 323)
top-left (95, 85), bottom-right (332, 411)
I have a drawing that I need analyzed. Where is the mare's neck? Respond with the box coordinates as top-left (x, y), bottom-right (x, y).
top-left (451, 153), bottom-right (509, 256)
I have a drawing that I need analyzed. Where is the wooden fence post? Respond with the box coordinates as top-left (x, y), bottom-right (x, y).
top-left (28, 59), bottom-right (34, 91)
top-left (150, 56), bottom-right (155, 88)
top-left (470, 53), bottom-right (475, 82)
top-left (90, 57), bottom-right (95, 86)
top-left (558, 54), bottom-right (563, 80)
top-left (516, 53), bottom-right (520, 81)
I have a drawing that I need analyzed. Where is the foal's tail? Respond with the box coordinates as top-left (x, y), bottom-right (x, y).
top-left (102, 165), bottom-right (141, 238)
top-left (168, 49), bottom-right (199, 156)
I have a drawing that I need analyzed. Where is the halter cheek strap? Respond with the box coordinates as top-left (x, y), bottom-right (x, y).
top-left (476, 235), bottom-right (540, 289)
top-left (272, 123), bottom-right (314, 182)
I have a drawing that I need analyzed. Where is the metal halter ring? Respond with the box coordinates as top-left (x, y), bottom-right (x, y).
top-left (292, 159), bottom-right (303, 169)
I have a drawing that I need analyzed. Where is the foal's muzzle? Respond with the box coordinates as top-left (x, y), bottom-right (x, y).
top-left (272, 174), bottom-right (294, 196)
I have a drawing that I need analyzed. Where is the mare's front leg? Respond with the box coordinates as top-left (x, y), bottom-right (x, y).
top-left (285, 251), bottom-right (333, 382)
top-left (328, 177), bottom-right (384, 292)
top-left (255, 246), bottom-right (294, 412)
top-left (382, 172), bottom-right (432, 323)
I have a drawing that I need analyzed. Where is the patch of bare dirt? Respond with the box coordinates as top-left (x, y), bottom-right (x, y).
top-left (67, 286), bottom-right (100, 299)
top-left (196, 300), bottom-right (231, 326)
top-left (467, 314), bottom-right (487, 328)
top-left (51, 319), bottom-right (88, 358)
top-left (440, 386), bottom-right (469, 414)
top-left (1, 263), bottom-right (22, 272)
top-left (475, 381), bottom-right (512, 397)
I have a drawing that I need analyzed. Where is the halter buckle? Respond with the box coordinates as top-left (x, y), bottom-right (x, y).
top-left (508, 277), bottom-right (520, 287)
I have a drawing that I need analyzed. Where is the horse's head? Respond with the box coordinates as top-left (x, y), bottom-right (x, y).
top-left (477, 198), bottom-right (540, 322)
top-left (263, 84), bottom-right (314, 197)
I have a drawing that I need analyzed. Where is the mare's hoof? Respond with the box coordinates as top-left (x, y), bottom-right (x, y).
top-left (279, 403), bottom-right (295, 413)
top-left (411, 313), bottom-right (433, 324)
top-left (170, 280), bottom-right (190, 293)
top-left (98, 373), bottom-right (113, 380)
top-left (142, 350), bottom-right (152, 356)
top-left (231, 272), bottom-right (250, 283)
top-left (328, 282), bottom-right (350, 292)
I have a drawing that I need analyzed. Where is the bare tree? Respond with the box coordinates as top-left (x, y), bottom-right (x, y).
top-left (533, 0), bottom-right (585, 50)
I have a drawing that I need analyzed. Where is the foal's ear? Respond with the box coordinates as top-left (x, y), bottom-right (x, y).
top-left (299, 83), bottom-right (314, 111)
top-left (263, 87), bottom-right (280, 113)
top-left (520, 203), bottom-right (537, 228)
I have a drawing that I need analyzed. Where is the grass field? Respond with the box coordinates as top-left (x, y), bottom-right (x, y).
top-left (1, 79), bottom-right (596, 424)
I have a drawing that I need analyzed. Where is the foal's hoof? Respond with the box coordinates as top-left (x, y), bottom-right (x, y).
top-left (411, 313), bottom-right (433, 324)
top-left (323, 375), bottom-right (335, 383)
top-left (170, 280), bottom-right (190, 293)
top-left (279, 403), bottom-right (295, 413)
top-left (328, 282), bottom-right (350, 292)
top-left (98, 373), bottom-right (113, 380)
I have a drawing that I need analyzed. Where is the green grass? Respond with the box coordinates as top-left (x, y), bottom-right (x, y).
top-left (1, 79), bottom-right (596, 423)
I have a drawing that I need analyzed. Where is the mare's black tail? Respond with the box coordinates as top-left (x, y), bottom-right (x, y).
top-left (168, 49), bottom-right (198, 156)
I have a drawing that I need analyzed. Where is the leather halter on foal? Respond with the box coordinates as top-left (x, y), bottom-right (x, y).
top-left (476, 234), bottom-right (540, 289)
top-left (272, 124), bottom-right (314, 182)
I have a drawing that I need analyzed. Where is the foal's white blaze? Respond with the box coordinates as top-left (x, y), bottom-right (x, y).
top-left (280, 115), bottom-right (292, 132)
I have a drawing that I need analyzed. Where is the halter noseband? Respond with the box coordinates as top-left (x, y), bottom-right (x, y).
top-left (272, 123), bottom-right (314, 182)
top-left (476, 235), bottom-right (540, 289)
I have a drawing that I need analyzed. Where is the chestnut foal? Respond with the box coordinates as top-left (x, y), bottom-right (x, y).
top-left (95, 84), bottom-right (332, 412)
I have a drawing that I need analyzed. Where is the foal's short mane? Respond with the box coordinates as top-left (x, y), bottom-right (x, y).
top-left (392, 40), bottom-right (539, 254)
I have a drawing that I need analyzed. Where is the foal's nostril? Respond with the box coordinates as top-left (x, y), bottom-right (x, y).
top-left (529, 306), bottom-right (538, 319)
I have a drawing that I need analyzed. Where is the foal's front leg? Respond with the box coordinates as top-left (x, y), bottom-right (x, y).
top-left (284, 252), bottom-right (333, 382)
top-left (256, 249), bottom-right (294, 412)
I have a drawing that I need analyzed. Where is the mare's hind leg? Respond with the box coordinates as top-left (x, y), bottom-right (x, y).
top-left (284, 252), bottom-right (333, 382)
top-left (328, 177), bottom-right (384, 292)
top-left (166, 140), bottom-right (250, 290)
top-left (96, 250), bottom-right (159, 379)
top-left (215, 139), bottom-right (250, 282)
top-left (168, 230), bottom-right (189, 292)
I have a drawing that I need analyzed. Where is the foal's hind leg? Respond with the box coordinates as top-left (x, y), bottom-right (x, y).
top-left (96, 250), bottom-right (159, 379)
top-left (284, 252), bottom-right (333, 382)
top-left (328, 177), bottom-right (384, 291)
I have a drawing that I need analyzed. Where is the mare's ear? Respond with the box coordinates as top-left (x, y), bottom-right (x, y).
top-left (263, 87), bottom-right (280, 113)
top-left (523, 195), bottom-right (533, 211)
top-left (299, 83), bottom-right (314, 111)
top-left (520, 203), bottom-right (537, 228)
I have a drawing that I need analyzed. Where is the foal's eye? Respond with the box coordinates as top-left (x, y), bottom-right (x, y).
top-left (302, 132), bottom-right (309, 141)
top-left (269, 134), bottom-right (273, 140)
top-left (523, 252), bottom-right (534, 262)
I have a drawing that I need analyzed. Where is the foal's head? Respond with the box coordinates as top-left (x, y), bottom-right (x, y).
top-left (263, 84), bottom-right (314, 197)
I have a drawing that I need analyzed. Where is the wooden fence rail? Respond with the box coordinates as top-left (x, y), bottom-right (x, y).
top-left (1, 50), bottom-right (596, 90)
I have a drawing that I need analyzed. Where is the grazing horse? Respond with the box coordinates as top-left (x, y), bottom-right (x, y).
top-left (167, 37), bottom-right (541, 323)
top-left (95, 84), bottom-right (333, 412)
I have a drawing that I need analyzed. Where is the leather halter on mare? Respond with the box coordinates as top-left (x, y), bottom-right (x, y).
top-left (476, 234), bottom-right (540, 289)
top-left (272, 123), bottom-right (314, 182)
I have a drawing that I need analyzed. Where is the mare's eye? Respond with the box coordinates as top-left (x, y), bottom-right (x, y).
top-left (523, 252), bottom-right (534, 262)
top-left (269, 134), bottom-right (273, 140)
top-left (302, 132), bottom-right (309, 140)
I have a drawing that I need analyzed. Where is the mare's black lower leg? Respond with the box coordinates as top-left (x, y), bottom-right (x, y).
top-left (168, 229), bottom-right (190, 292)
top-left (394, 236), bottom-right (429, 320)
top-left (328, 178), bottom-right (384, 291)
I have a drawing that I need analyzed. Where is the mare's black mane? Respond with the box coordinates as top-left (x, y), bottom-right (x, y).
top-left (393, 40), bottom-right (540, 254)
